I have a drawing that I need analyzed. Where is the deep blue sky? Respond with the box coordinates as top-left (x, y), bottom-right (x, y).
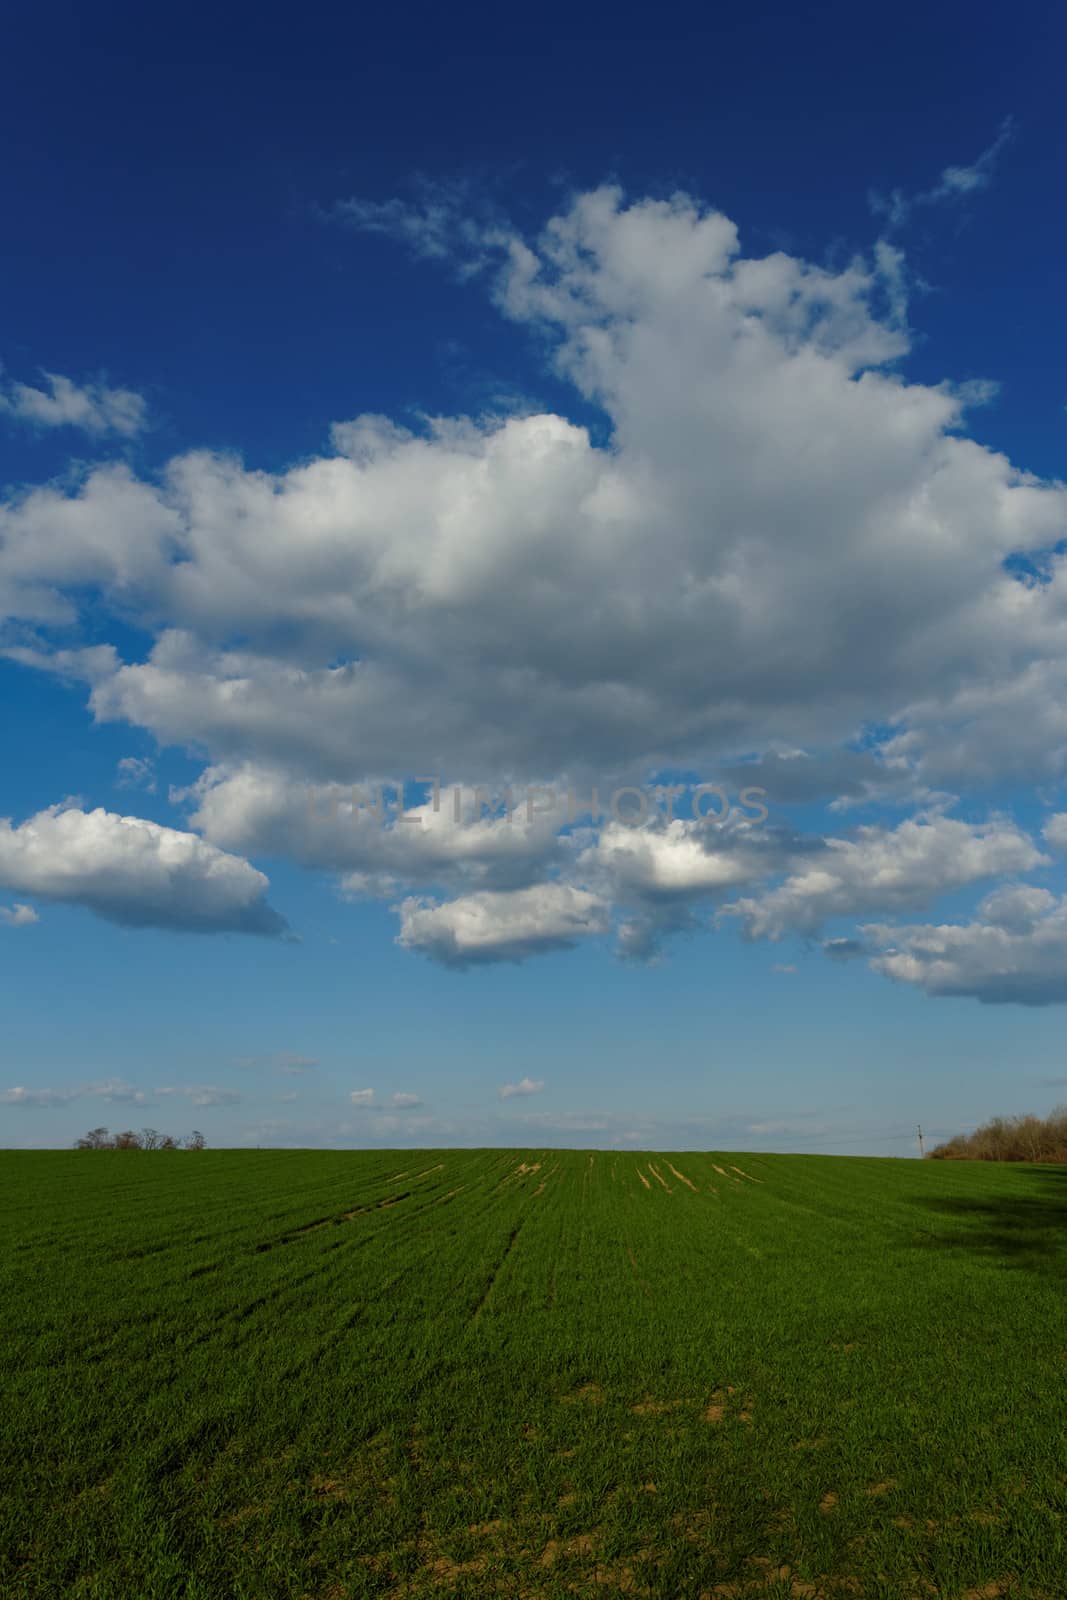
top-left (2, 0), bottom-right (1066, 1151)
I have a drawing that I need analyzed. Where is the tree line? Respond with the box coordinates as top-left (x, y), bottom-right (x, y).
top-left (73, 1127), bottom-right (207, 1150)
top-left (929, 1107), bottom-right (1067, 1164)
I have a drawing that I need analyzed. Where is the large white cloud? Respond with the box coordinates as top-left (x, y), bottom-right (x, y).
top-left (2, 187), bottom-right (1065, 794)
top-left (0, 805), bottom-right (287, 935)
top-left (5, 185), bottom-right (1067, 993)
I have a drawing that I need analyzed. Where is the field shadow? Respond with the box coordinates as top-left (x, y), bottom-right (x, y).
top-left (910, 1166), bottom-right (1067, 1277)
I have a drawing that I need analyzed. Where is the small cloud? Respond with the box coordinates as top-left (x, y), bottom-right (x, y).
top-left (86, 1077), bottom-right (150, 1105)
top-left (390, 1092), bottom-right (422, 1109)
top-left (350, 1088), bottom-right (375, 1106)
top-left (870, 116), bottom-right (1016, 230)
top-left (499, 1075), bottom-right (546, 1100)
top-left (116, 756), bottom-right (157, 793)
top-left (0, 365), bottom-right (149, 436)
top-left (0, 902), bottom-right (38, 927)
top-left (823, 937), bottom-right (870, 962)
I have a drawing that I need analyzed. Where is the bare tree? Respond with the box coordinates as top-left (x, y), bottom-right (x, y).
top-left (74, 1127), bottom-right (113, 1150)
top-left (930, 1104), bottom-right (1067, 1163)
top-left (74, 1125), bottom-right (193, 1150)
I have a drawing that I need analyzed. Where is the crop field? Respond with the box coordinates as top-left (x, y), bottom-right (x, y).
top-left (2, 1149), bottom-right (1066, 1600)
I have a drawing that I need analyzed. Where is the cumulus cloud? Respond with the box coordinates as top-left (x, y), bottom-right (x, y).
top-left (577, 813), bottom-right (805, 959)
top-left (0, 366), bottom-right (148, 436)
top-left (864, 884), bottom-right (1067, 1005)
top-left (185, 764), bottom-right (565, 893)
top-left (6, 184), bottom-right (1067, 997)
top-left (349, 1088), bottom-right (375, 1106)
top-left (499, 1076), bottom-right (545, 1099)
top-left (0, 902), bottom-right (38, 927)
top-left (4, 187), bottom-right (1064, 798)
top-left (0, 804), bottom-right (288, 936)
top-left (725, 815), bottom-right (1045, 940)
top-left (396, 883), bottom-right (610, 966)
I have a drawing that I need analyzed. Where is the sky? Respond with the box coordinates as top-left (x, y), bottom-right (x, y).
top-left (3, 0), bottom-right (1067, 1154)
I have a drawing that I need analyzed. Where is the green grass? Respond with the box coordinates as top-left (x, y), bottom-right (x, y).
top-left (2, 1149), bottom-right (1066, 1599)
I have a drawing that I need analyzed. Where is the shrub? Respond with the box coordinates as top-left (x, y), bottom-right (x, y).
top-left (928, 1106), bottom-right (1067, 1163)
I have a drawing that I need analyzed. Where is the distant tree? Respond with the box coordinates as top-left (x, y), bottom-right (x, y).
top-left (929, 1105), bottom-right (1067, 1163)
top-left (75, 1127), bottom-right (113, 1150)
top-left (74, 1125), bottom-right (193, 1150)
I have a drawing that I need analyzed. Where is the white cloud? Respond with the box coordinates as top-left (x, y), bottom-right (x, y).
top-left (0, 1076), bottom-right (150, 1108)
top-left (1043, 814), bottom-right (1067, 851)
top-left (0, 902), bottom-right (38, 927)
top-left (0, 366), bottom-right (148, 437)
top-left (725, 815), bottom-right (1045, 940)
top-left (4, 187), bottom-right (1064, 802)
top-left (116, 755), bottom-right (156, 793)
top-left (396, 883), bottom-right (610, 966)
top-left (349, 1088), bottom-right (375, 1106)
top-left (389, 1092), bottom-right (422, 1108)
top-left (864, 886), bottom-right (1067, 1005)
top-left (0, 803), bottom-right (287, 935)
top-left (0, 1085), bottom-right (80, 1107)
top-left (870, 117), bottom-right (1016, 227)
top-left (499, 1076), bottom-right (545, 1099)
top-left (6, 184), bottom-right (1067, 996)
top-left (185, 763), bottom-right (565, 892)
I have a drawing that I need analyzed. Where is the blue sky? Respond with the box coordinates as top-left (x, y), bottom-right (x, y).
top-left (3, 1), bottom-right (1067, 1152)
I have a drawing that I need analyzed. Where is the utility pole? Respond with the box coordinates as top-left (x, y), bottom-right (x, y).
top-left (917, 1124), bottom-right (925, 1159)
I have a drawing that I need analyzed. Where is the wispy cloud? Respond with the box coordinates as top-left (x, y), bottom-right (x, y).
top-left (157, 1084), bottom-right (242, 1107)
top-left (870, 116), bottom-right (1016, 228)
top-left (0, 365), bottom-right (148, 437)
top-left (233, 1051), bottom-right (318, 1075)
top-left (0, 1076), bottom-right (151, 1108)
top-left (116, 756), bottom-right (156, 793)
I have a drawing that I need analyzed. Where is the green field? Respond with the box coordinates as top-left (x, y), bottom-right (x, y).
top-left (3, 1149), bottom-right (1066, 1599)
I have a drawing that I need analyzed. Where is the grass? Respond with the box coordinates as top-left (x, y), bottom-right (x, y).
top-left (2, 1148), bottom-right (1066, 1599)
